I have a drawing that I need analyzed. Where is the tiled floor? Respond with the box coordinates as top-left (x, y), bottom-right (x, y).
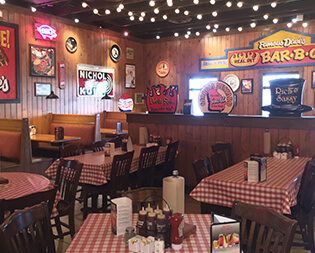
top-left (54, 194), bottom-right (311, 253)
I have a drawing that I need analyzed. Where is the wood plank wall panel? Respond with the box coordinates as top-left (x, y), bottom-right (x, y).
top-left (0, 5), bottom-right (145, 131)
top-left (143, 26), bottom-right (315, 116)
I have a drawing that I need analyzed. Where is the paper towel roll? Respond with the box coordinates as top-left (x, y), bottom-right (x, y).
top-left (163, 173), bottom-right (185, 214)
top-left (139, 126), bottom-right (148, 145)
top-left (264, 130), bottom-right (271, 154)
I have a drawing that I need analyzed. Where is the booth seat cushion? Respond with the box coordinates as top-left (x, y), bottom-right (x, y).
top-left (50, 123), bottom-right (95, 145)
top-left (105, 119), bottom-right (128, 131)
top-left (0, 130), bottom-right (21, 160)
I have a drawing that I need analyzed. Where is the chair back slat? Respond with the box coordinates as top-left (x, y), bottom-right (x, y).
top-left (163, 141), bottom-right (179, 176)
top-left (109, 151), bottom-right (134, 198)
top-left (0, 203), bottom-right (55, 253)
top-left (60, 143), bottom-right (85, 158)
top-left (212, 142), bottom-right (234, 166)
top-left (193, 157), bottom-right (213, 184)
top-left (91, 140), bottom-right (106, 152)
top-left (137, 146), bottom-right (159, 187)
top-left (232, 200), bottom-right (297, 253)
top-left (211, 150), bottom-right (228, 173)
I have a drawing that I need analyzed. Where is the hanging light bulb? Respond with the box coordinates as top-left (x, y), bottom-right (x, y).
top-left (214, 24), bottom-right (219, 29)
top-left (82, 2), bottom-right (88, 8)
top-left (206, 25), bottom-right (211, 30)
top-left (237, 2), bottom-right (243, 8)
top-left (263, 14), bottom-right (269, 20)
top-left (149, 0), bottom-right (155, 7)
top-left (174, 32), bottom-right (179, 37)
top-left (271, 2), bottom-right (277, 8)
top-left (195, 31), bottom-right (200, 36)
top-left (250, 22), bottom-right (256, 28)
top-left (185, 34), bottom-right (189, 39)
top-left (193, 0), bottom-right (199, 4)
top-left (116, 7), bottom-right (121, 12)
top-left (154, 8), bottom-right (159, 14)
top-left (225, 27), bottom-right (230, 32)
top-left (130, 16), bottom-right (135, 21)
top-left (105, 9), bottom-right (111, 15)
top-left (141, 12), bottom-right (146, 17)
top-left (151, 17), bottom-right (155, 22)
top-left (302, 22), bottom-right (308, 28)
top-left (273, 18), bottom-right (278, 24)
top-left (31, 6), bottom-right (37, 12)
top-left (184, 10), bottom-right (189, 15)
top-left (238, 27), bottom-right (243, 31)
top-left (287, 22), bottom-right (292, 28)
top-left (128, 11), bottom-right (133, 16)
top-left (156, 35), bottom-right (160, 39)
top-left (124, 31), bottom-right (128, 36)
top-left (210, 0), bottom-right (215, 5)
top-left (163, 14), bottom-right (168, 20)
top-left (197, 14), bottom-right (202, 20)
top-left (212, 11), bottom-right (217, 17)
top-left (74, 18), bottom-right (79, 23)
top-left (167, 0), bottom-right (173, 7)
top-left (175, 8), bottom-right (180, 14)
top-left (213, 28), bottom-right (217, 33)
top-left (226, 1), bottom-right (232, 7)
top-left (93, 8), bottom-right (99, 14)
top-left (253, 5), bottom-right (259, 11)
top-left (139, 16), bottom-right (144, 21)
top-left (119, 3), bottom-right (124, 9)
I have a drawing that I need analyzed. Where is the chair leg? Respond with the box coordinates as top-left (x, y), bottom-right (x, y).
top-left (91, 194), bottom-right (98, 212)
top-left (68, 211), bottom-right (75, 238)
top-left (54, 216), bottom-right (64, 239)
top-left (82, 186), bottom-right (89, 220)
top-left (306, 214), bottom-right (315, 253)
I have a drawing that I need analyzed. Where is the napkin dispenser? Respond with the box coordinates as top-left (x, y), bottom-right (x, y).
top-left (55, 127), bottom-right (64, 140)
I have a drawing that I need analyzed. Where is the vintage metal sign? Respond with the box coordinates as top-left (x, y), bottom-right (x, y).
top-left (199, 81), bottom-right (234, 114)
top-left (0, 21), bottom-right (20, 103)
top-left (34, 23), bottom-right (57, 41)
top-left (77, 64), bottom-right (114, 97)
top-left (200, 29), bottom-right (315, 71)
top-left (146, 84), bottom-right (178, 113)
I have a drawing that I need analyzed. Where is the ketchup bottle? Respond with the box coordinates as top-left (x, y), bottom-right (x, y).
top-left (170, 213), bottom-right (184, 250)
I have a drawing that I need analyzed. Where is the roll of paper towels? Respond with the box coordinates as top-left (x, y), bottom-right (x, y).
top-left (139, 126), bottom-right (148, 145)
top-left (163, 170), bottom-right (185, 214)
top-left (264, 129), bottom-right (271, 154)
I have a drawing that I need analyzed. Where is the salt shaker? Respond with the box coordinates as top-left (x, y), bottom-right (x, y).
top-left (123, 226), bottom-right (135, 246)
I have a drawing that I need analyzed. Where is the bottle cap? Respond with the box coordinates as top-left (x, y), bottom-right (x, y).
top-left (157, 213), bottom-right (165, 219)
top-left (172, 243), bottom-right (183, 250)
top-left (154, 205), bottom-right (162, 215)
top-left (139, 206), bottom-right (147, 216)
top-left (172, 170), bottom-right (179, 177)
top-left (148, 211), bottom-right (156, 218)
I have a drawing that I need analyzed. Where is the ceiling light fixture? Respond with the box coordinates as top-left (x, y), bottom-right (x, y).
top-left (250, 22), bottom-right (256, 28)
top-left (287, 22), bottom-right (292, 28)
top-left (101, 92), bottom-right (111, 100)
top-left (175, 8), bottom-right (180, 14)
top-left (302, 22), bottom-right (308, 27)
top-left (151, 17), bottom-right (155, 22)
top-left (197, 14), bottom-right (202, 20)
top-left (139, 16), bottom-right (144, 21)
top-left (263, 14), bottom-right (269, 20)
top-left (184, 10), bottom-right (189, 15)
top-left (163, 14), bottom-right (168, 20)
top-left (156, 35), bottom-right (160, 39)
top-left (149, 0), bottom-right (155, 7)
top-left (130, 16), bottom-right (135, 21)
top-left (214, 24), bottom-right (219, 29)
top-left (196, 31), bottom-right (200, 36)
top-left (82, 2), bottom-right (88, 8)
top-left (31, 7), bottom-right (37, 12)
top-left (273, 18), bottom-right (278, 24)
top-left (174, 32), bottom-right (179, 37)
top-left (271, 2), bottom-right (277, 8)
top-left (118, 3), bottom-right (124, 9)
top-left (253, 5), bottom-right (259, 11)
top-left (193, 0), bottom-right (199, 4)
top-left (237, 2), bottom-right (243, 8)
top-left (141, 12), bottom-right (146, 17)
top-left (74, 18), bottom-right (79, 23)
top-left (154, 8), bottom-right (159, 14)
top-left (46, 91), bottom-right (59, 99)
top-left (238, 27), bottom-right (243, 31)
top-left (213, 28), bottom-right (217, 33)
top-left (225, 27), bottom-right (230, 32)
top-left (226, 1), bottom-right (232, 7)
top-left (206, 25), bottom-right (211, 30)
top-left (212, 11), bottom-right (218, 17)
top-left (124, 31), bottom-right (128, 36)
top-left (93, 8), bottom-right (99, 14)
top-left (210, 0), bottom-right (215, 4)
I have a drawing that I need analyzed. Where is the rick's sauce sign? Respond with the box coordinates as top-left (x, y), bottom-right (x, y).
top-left (200, 29), bottom-right (315, 71)
top-left (146, 84), bottom-right (178, 113)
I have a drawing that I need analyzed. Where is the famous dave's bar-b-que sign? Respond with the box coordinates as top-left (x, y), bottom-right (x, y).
top-left (200, 29), bottom-right (315, 71)
top-left (199, 81), bottom-right (234, 115)
top-left (146, 84), bottom-right (178, 113)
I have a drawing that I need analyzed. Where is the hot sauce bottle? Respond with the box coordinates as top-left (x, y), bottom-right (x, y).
top-left (170, 213), bottom-right (184, 250)
top-left (137, 207), bottom-right (147, 236)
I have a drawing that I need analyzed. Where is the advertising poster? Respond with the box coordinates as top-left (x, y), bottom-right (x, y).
top-left (77, 64), bottom-right (114, 97)
top-left (0, 21), bottom-right (20, 103)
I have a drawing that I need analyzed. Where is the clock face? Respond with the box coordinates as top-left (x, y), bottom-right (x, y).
top-left (223, 74), bottom-right (240, 92)
top-left (65, 37), bottom-right (77, 53)
top-left (110, 44), bottom-right (121, 62)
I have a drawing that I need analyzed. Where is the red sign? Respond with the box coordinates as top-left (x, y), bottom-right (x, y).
top-left (0, 21), bottom-right (19, 103)
top-left (118, 93), bottom-right (134, 112)
top-left (34, 23), bottom-right (57, 41)
top-left (146, 84), bottom-right (178, 113)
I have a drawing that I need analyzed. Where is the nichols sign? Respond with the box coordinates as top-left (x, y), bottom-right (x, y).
top-left (199, 81), bottom-right (234, 114)
top-left (200, 29), bottom-right (315, 71)
top-left (146, 84), bottom-right (178, 113)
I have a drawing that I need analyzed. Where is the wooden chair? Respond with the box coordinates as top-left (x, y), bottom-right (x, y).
top-left (91, 140), bottom-right (106, 152)
top-left (60, 143), bottom-right (85, 158)
top-left (82, 151), bottom-right (134, 219)
top-left (212, 142), bottom-right (234, 167)
top-left (193, 156), bottom-right (213, 184)
top-left (136, 146), bottom-right (160, 188)
top-left (231, 200), bottom-right (297, 253)
top-left (285, 159), bottom-right (315, 252)
top-left (154, 141), bottom-right (179, 187)
top-left (0, 202), bottom-right (56, 253)
top-left (108, 136), bottom-right (123, 148)
top-left (0, 186), bottom-right (57, 224)
top-left (119, 187), bottom-right (163, 213)
top-left (52, 159), bottom-right (83, 239)
top-left (210, 150), bottom-right (229, 173)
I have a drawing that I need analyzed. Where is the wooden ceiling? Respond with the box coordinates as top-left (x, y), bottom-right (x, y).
top-left (6, 0), bottom-right (315, 39)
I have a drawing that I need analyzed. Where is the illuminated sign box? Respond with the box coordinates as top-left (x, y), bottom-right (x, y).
top-left (34, 23), bottom-right (57, 41)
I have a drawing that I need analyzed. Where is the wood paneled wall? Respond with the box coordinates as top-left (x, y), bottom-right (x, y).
top-left (0, 4), bottom-right (145, 132)
top-left (128, 113), bottom-right (315, 187)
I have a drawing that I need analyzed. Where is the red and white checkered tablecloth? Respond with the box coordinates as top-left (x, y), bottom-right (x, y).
top-left (45, 145), bottom-right (167, 186)
top-left (66, 213), bottom-right (211, 253)
top-left (190, 157), bottom-right (311, 214)
top-left (0, 172), bottom-right (60, 217)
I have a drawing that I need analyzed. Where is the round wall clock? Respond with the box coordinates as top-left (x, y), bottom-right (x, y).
top-left (223, 74), bottom-right (240, 92)
top-left (110, 44), bottom-right (121, 63)
top-left (65, 37), bottom-right (77, 53)
top-left (156, 61), bottom-right (170, 78)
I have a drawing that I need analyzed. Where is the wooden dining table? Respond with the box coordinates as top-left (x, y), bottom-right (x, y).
top-left (45, 144), bottom-right (167, 186)
top-left (0, 172), bottom-right (59, 217)
top-left (65, 213), bottom-right (211, 253)
top-left (190, 157), bottom-right (311, 214)
top-left (31, 134), bottom-right (81, 148)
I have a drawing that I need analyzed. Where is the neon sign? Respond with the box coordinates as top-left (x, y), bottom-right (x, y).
top-left (34, 23), bottom-right (57, 41)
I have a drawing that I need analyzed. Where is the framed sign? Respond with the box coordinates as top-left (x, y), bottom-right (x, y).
top-left (125, 64), bottom-right (135, 88)
top-left (135, 93), bottom-right (144, 104)
top-left (126, 47), bottom-right (134, 60)
top-left (0, 21), bottom-right (20, 103)
top-left (156, 61), bottom-right (170, 78)
top-left (77, 64), bottom-right (114, 97)
top-left (58, 61), bottom-right (66, 89)
top-left (34, 82), bottom-right (51, 96)
top-left (66, 37), bottom-right (77, 53)
top-left (311, 71), bottom-right (315, 89)
top-left (241, 79), bottom-right (253, 94)
top-left (30, 45), bottom-right (55, 78)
